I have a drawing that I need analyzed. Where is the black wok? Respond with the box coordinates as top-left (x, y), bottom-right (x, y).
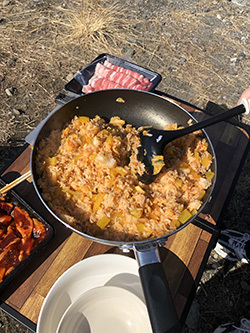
top-left (31, 89), bottom-right (217, 333)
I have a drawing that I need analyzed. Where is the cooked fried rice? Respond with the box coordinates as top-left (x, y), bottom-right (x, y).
top-left (36, 115), bottom-right (214, 241)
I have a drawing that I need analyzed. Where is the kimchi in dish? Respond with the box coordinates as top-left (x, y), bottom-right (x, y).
top-left (36, 115), bottom-right (214, 241)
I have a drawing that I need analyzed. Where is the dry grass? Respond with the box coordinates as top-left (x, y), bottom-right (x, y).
top-left (53, 1), bottom-right (137, 54)
top-left (1, 0), bottom-right (249, 111)
top-left (0, 0), bottom-right (149, 129)
top-left (138, 3), bottom-right (249, 109)
top-left (0, 0), bottom-right (142, 69)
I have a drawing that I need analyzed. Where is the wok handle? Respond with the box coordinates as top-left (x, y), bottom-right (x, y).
top-left (135, 246), bottom-right (182, 333)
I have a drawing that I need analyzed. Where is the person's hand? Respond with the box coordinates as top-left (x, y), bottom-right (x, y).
top-left (237, 88), bottom-right (250, 105)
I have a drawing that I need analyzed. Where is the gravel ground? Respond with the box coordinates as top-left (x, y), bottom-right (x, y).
top-left (0, 0), bottom-right (249, 332)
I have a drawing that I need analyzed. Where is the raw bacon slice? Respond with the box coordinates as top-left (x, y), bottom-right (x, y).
top-left (88, 77), bottom-right (102, 90)
top-left (146, 81), bottom-right (153, 90)
top-left (108, 70), bottom-right (123, 84)
top-left (104, 61), bottom-right (150, 87)
top-left (95, 63), bottom-right (115, 80)
top-left (90, 77), bottom-right (106, 90)
top-left (82, 59), bottom-right (153, 93)
top-left (132, 83), bottom-right (147, 91)
top-left (126, 77), bottom-right (141, 89)
top-left (118, 67), bottom-right (144, 84)
top-left (128, 70), bottom-right (143, 81)
top-left (109, 70), bottom-right (141, 88)
top-left (104, 60), bottom-right (118, 72)
top-left (82, 85), bottom-right (94, 93)
top-left (93, 77), bottom-right (123, 90)
top-left (106, 80), bottom-right (123, 89)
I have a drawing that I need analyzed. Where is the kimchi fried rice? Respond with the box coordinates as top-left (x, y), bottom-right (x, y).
top-left (35, 115), bottom-right (214, 241)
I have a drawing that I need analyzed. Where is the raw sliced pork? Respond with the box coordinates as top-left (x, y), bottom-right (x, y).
top-left (82, 60), bottom-right (153, 93)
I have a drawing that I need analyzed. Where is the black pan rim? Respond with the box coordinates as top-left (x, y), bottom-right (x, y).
top-left (30, 89), bottom-right (217, 248)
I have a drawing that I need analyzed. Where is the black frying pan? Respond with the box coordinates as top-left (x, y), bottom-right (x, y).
top-left (31, 89), bottom-right (217, 333)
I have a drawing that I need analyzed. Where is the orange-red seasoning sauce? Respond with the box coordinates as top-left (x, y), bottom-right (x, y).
top-left (0, 199), bottom-right (48, 284)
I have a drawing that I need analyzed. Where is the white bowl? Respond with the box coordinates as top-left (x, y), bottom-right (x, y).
top-left (36, 254), bottom-right (148, 333)
top-left (56, 286), bottom-right (152, 333)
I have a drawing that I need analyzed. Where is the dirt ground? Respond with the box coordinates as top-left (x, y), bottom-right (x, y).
top-left (0, 0), bottom-right (249, 332)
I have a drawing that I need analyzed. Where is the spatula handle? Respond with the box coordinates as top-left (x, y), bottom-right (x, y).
top-left (176, 103), bottom-right (246, 138)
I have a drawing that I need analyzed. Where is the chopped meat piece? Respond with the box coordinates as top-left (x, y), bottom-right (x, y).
top-left (0, 198), bottom-right (49, 285)
top-left (0, 230), bottom-right (20, 255)
top-left (0, 201), bottom-right (13, 216)
top-left (0, 201), bottom-right (14, 231)
top-left (0, 229), bottom-right (20, 278)
top-left (19, 236), bottom-right (34, 260)
top-left (0, 239), bottom-right (20, 282)
top-left (33, 218), bottom-right (47, 241)
top-left (0, 215), bottom-right (12, 226)
top-left (0, 268), bottom-right (6, 283)
top-left (0, 229), bottom-right (5, 239)
top-left (11, 206), bottom-right (33, 239)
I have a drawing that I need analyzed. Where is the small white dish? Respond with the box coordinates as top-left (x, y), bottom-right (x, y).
top-left (36, 254), bottom-right (147, 333)
top-left (56, 286), bottom-right (152, 333)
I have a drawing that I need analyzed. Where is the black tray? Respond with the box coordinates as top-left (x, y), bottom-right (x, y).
top-left (65, 53), bottom-right (162, 95)
top-left (0, 178), bottom-right (54, 292)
